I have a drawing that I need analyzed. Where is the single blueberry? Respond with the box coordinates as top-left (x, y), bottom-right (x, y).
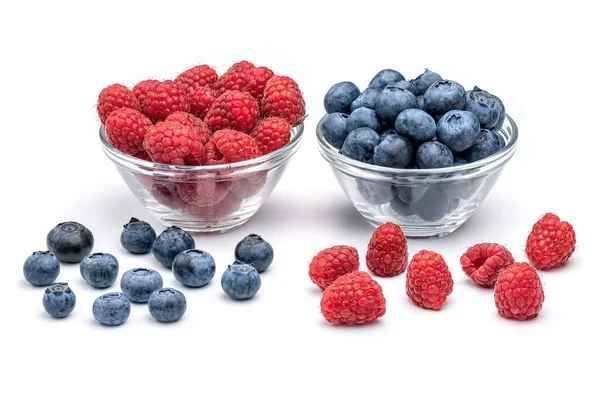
top-left (447, 198), bottom-right (460, 214)
top-left (120, 217), bottom-right (157, 254)
top-left (221, 263), bottom-right (261, 300)
top-left (151, 226), bottom-right (195, 268)
top-left (440, 181), bottom-right (472, 199)
top-left (410, 69), bottom-right (443, 96)
top-left (390, 197), bottom-right (415, 216)
top-left (369, 69), bottom-right (405, 90)
top-left (357, 180), bottom-right (395, 205)
top-left (46, 221), bottom-right (94, 263)
top-left (416, 95), bottom-right (425, 111)
top-left (350, 88), bottom-right (380, 112)
top-left (395, 185), bottom-right (428, 204)
top-left (453, 156), bottom-right (468, 166)
top-left (415, 142), bottom-right (454, 169)
top-left (120, 268), bottom-right (163, 303)
top-left (23, 251), bottom-right (60, 286)
top-left (43, 283), bottom-right (76, 318)
top-left (373, 134), bottom-right (413, 168)
top-left (375, 87), bottom-right (418, 124)
top-left (148, 288), bottom-right (187, 323)
top-left (424, 80), bottom-right (466, 116)
top-left (464, 87), bottom-right (501, 129)
top-left (394, 109), bottom-right (436, 142)
top-left (386, 80), bottom-right (412, 91)
top-left (80, 252), bottom-right (119, 289)
top-left (346, 107), bottom-right (381, 133)
top-left (463, 129), bottom-right (504, 162)
top-left (321, 112), bottom-right (349, 149)
top-left (234, 234), bottom-right (274, 273)
top-left (92, 292), bottom-right (131, 326)
top-left (380, 128), bottom-right (400, 139)
top-left (340, 127), bottom-right (380, 164)
top-left (410, 188), bottom-right (451, 222)
top-left (436, 110), bottom-right (480, 152)
top-left (172, 249), bottom-right (216, 287)
top-left (491, 94), bottom-right (506, 131)
top-left (324, 81), bottom-right (360, 114)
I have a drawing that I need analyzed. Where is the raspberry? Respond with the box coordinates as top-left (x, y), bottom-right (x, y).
top-left (135, 152), bottom-right (152, 161)
top-left (165, 111), bottom-right (211, 145)
top-left (204, 90), bottom-right (260, 133)
top-left (494, 262), bottom-right (544, 320)
top-left (308, 245), bottom-right (360, 290)
top-left (406, 250), bottom-right (453, 310)
top-left (183, 192), bottom-right (242, 219)
top-left (320, 271), bottom-right (386, 325)
top-left (261, 76), bottom-right (306, 125)
top-left (150, 182), bottom-right (185, 209)
top-left (203, 129), bottom-right (261, 165)
top-left (460, 243), bottom-right (514, 288)
top-left (249, 117), bottom-right (291, 154)
top-left (366, 222), bottom-right (408, 277)
top-left (176, 180), bottom-right (231, 207)
top-left (230, 173), bottom-right (267, 198)
top-left (189, 86), bottom-right (218, 119)
top-left (244, 66), bottom-right (274, 100)
top-left (132, 79), bottom-right (159, 106)
top-left (525, 213), bottom-right (576, 270)
top-left (143, 121), bottom-right (205, 166)
top-left (175, 64), bottom-right (218, 94)
top-left (212, 61), bottom-right (256, 94)
top-left (142, 80), bottom-right (190, 122)
top-left (97, 84), bottom-right (139, 124)
top-left (105, 108), bottom-right (153, 156)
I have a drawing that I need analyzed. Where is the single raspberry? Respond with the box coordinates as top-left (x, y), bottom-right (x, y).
top-left (142, 80), bottom-right (190, 122)
top-left (189, 86), bottom-right (218, 119)
top-left (204, 90), bottom-right (260, 133)
top-left (202, 129), bottom-right (261, 165)
top-left (150, 182), bottom-right (185, 209)
top-left (105, 108), bottom-right (153, 156)
top-left (366, 222), bottom-right (408, 277)
top-left (227, 61), bottom-right (256, 74)
top-left (230, 173), bottom-right (267, 198)
top-left (132, 79), bottom-right (159, 106)
top-left (308, 245), bottom-right (360, 290)
top-left (175, 64), bottom-right (218, 94)
top-left (261, 76), bottom-right (306, 125)
top-left (97, 84), bottom-right (139, 124)
top-left (183, 192), bottom-right (242, 219)
top-left (243, 66), bottom-right (274, 100)
top-left (212, 61), bottom-right (256, 94)
top-left (406, 250), bottom-right (453, 310)
top-left (165, 111), bottom-right (211, 145)
top-left (320, 271), bottom-right (386, 325)
top-left (494, 262), bottom-right (545, 321)
top-left (460, 243), bottom-right (515, 288)
top-left (249, 117), bottom-right (291, 154)
top-left (143, 121), bottom-right (204, 166)
top-left (176, 180), bottom-right (231, 207)
top-left (135, 152), bottom-right (152, 161)
top-left (525, 213), bottom-right (576, 270)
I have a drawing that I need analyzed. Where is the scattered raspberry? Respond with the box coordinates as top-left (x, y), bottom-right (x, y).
top-left (204, 90), bottom-right (260, 133)
top-left (132, 79), bottom-right (159, 106)
top-left (175, 64), bottom-right (218, 94)
top-left (230, 173), bottom-right (267, 198)
top-left (261, 76), bottom-right (306, 125)
top-left (176, 180), bottom-right (231, 207)
top-left (320, 271), bottom-right (386, 325)
top-left (165, 111), bottom-right (211, 145)
top-left (143, 121), bottom-right (204, 165)
top-left (183, 192), bottom-right (242, 219)
top-left (494, 262), bottom-right (544, 321)
top-left (460, 243), bottom-right (515, 288)
top-left (249, 117), bottom-right (291, 154)
top-left (244, 66), bottom-right (274, 100)
top-left (105, 108), bottom-right (153, 156)
top-left (203, 129), bottom-right (261, 165)
top-left (212, 61), bottom-right (256, 94)
top-left (97, 84), bottom-right (139, 124)
top-left (406, 250), bottom-right (453, 310)
top-left (525, 213), bottom-right (576, 270)
top-left (366, 222), bottom-right (408, 277)
top-left (142, 80), bottom-right (190, 122)
top-left (308, 245), bottom-right (360, 290)
top-left (189, 86), bottom-right (218, 119)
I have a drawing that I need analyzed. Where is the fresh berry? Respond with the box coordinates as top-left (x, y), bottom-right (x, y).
top-left (491, 94), bottom-right (506, 131)
top-left (250, 117), bottom-right (291, 154)
top-left (189, 86), bottom-right (218, 119)
top-left (148, 288), bottom-right (187, 322)
top-left (234, 234), bottom-right (274, 273)
top-left (176, 180), bottom-right (231, 207)
top-left (374, 87), bottom-right (417, 125)
top-left (351, 88), bottom-right (380, 112)
top-left (142, 80), bottom-right (190, 122)
top-left (526, 213), bottom-right (576, 270)
top-left (120, 217), bottom-right (157, 254)
top-left (373, 133), bottom-right (413, 168)
top-left (436, 110), bottom-right (480, 152)
top-left (347, 107), bottom-right (381, 132)
top-left (321, 112), bottom-right (349, 149)
top-left (132, 79), bottom-right (159, 106)
top-left (308, 245), bottom-right (359, 290)
top-left (46, 222), bottom-right (94, 263)
top-left (80, 253), bottom-right (119, 289)
top-left (227, 60), bottom-right (256, 74)
top-left (494, 262), bottom-right (544, 320)
top-left (175, 64), bottom-right (218, 94)
top-left (151, 226), bottom-right (195, 268)
top-left (23, 251), bottom-right (60, 286)
top-left (43, 283), bottom-right (76, 318)
top-left (369, 69), bottom-right (405, 90)
top-left (120, 268), bottom-right (163, 303)
top-left (463, 129), bottom-right (504, 163)
top-left (97, 84), bottom-right (139, 124)
top-left (165, 111), bottom-right (211, 144)
top-left (150, 182), bottom-right (185, 209)
top-left (143, 121), bottom-right (205, 165)
top-left (136, 151), bottom-right (153, 161)
top-left (320, 271), bottom-right (386, 325)
top-left (460, 243), bottom-right (515, 288)
top-left (92, 292), bottom-right (131, 326)
top-left (366, 222), bottom-right (408, 277)
top-left (409, 187), bottom-right (453, 222)
top-left (244, 66), bottom-right (275, 100)
top-left (415, 141), bottom-right (453, 169)
top-left (172, 249), bottom-right (216, 287)
top-left (105, 107), bottom-right (153, 156)
top-left (261, 76), bottom-right (306, 125)
top-left (424, 80), bottom-right (466, 116)
top-left (212, 61), bottom-right (255, 94)
top-left (357, 180), bottom-right (395, 205)
top-left (203, 129), bottom-right (261, 165)
top-left (183, 192), bottom-right (242, 219)
top-left (230, 173), bottom-right (267, 198)
top-left (394, 109), bottom-right (437, 142)
top-left (324, 81), bottom-right (360, 114)
top-left (341, 127), bottom-right (379, 163)
top-left (409, 69), bottom-right (442, 96)
top-left (221, 262), bottom-right (261, 300)
top-left (406, 250), bottom-right (453, 310)
top-left (464, 87), bottom-right (501, 129)
top-left (204, 90), bottom-right (260, 133)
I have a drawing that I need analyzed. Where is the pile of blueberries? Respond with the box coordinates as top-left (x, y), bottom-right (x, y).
top-left (24, 220), bottom-right (273, 326)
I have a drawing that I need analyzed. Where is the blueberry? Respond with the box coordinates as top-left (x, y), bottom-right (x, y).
top-left (375, 87), bottom-right (418, 124)
top-left (346, 107), bottom-right (381, 133)
top-left (80, 253), bottom-right (119, 289)
top-left (436, 110), bottom-right (480, 152)
top-left (463, 129), bottom-right (504, 162)
top-left (416, 95), bottom-right (425, 110)
top-left (350, 88), bottom-right (380, 112)
top-left (120, 268), bottom-right (163, 303)
top-left (43, 283), bottom-right (76, 318)
top-left (491, 94), bottom-right (506, 131)
top-left (369, 69), bottom-right (405, 90)
top-left (440, 181), bottom-right (472, 199)
top-left (415, 142), bottom-right (453, 169)
top-left (380, 128), bottom-right (400, 139)
top-left (151, 226), bottom-right (195, 268)
top-left (357, 180), bottom-right (395, 205)
top-left (395, 185), bottom-right (427, 204)
top-left (464, 87), bottom-right (501, 129)
top-left (410, 188), bottom-right (451, 222)
top-left (373, 134), bottom-right (413, 168)
top-left (120, 217), bottom-right (156, 254)
top-left (424, 80), bottom-right (466, 116)
top-left (390, 197), bottom-right (415, 216)
top-left (148, 288), bottom-right (187, 322)
top-left (386, 80), bottom-right (411, 91)
top-left (234, 234), bottom-right (274, 273)
top-left (46, 221), bottom-right (94, 263)
top-left (173, 249), bottom-right (216, 287)
top-left (92, 292), bottom-right (131, 326)
top-left (340, 127), bottom-right (380, 164)
top-left (324, 81), bottom-right (360, 114)
top-left (221, 263), bottom-right (261, 300)
top-left (321, 112), bottom-right (349, 149)
top-left (394, 109), bottom-right (436, 142)
top-left (453, 156), bottom-right (468, 166)
top-left (23, 251), bottom-right (60, 286)
top-left (410, 69), bottom-right (443, 96)
top-left (447, 198), bottom-right (460, 214)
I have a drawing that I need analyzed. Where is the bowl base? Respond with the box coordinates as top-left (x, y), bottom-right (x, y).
top-left (366, 218), bottom-right (464, 238)
top-left (152, 215), bottom-right (251, 234)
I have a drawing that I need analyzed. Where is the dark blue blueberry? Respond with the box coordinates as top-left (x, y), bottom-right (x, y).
top-left (148, 288), bottom-right (187, 322)
top-left (120, 217), bottom-right (156, 254)
top-left (395, 185), bottom-right (427, 204)
top-left (440, 181), bottom-right (472, 199)
top-left (386, 80), bottom-right (411, 91)
top-left (436, 110), bottom-right (480, 152)
top-left (453, 156), bottom-right (468, 166)
top-left (380, 128), bottom-right (399, 139)
top-left (373, 134), bottom-right (413, 168)
top-left (340, 127), bottom-right (380, 164)
top-left (369, 69), bottom-right (405, 90)
top-left (324, 81), bottom-right (360, 114)
top-left (221, 263), bottom-right (261, 300)
top-left (395, 109), bottom-right (436, 142)
top-left (357, 180), bottom-right (395, 205)
top-left (491, 94), bottom-right (506, 131)
top-left (92, 292), bottom-right (131, 326)
top-left (151, 226), bottom-right (195, 268)
top-left (464, 87), bottom-right (501, 129)
top-left (234, 234), bottom-right (274, 273)
top-left (120, 268), bottom-right (163, 303)
top-left (463, 129), bottom-right (504, 162)
top-left (424, 80), bottom-right (466, 116)
top-left (410, 69), bottom-right (442, 96)
top-left (172, 249), bottom-right (216, 287)
top-left (350, 88), bottom-right (380, 112)
top-left (43, 283), bottom-right (76, 318)
top-left (347, 107), bottom-right (381, 132)
top-left (375, 87), bottom-right (418, 124)
top-left (415, 141), bottom-right (454, 169)
top-left (390, 197), bottom-right (415, 216)
top-left (410, 188), bottom-right (451, 222)
top-left (321, 112), bottom-right (349, 149)
top-left (46, 221), bottom-right (94, 263)
top-left (80, 253), bottom-right (119, 289)
top-left (416, 95), bottom-right (425, 110)
top-left (23, 251), bottom-right (60, 286)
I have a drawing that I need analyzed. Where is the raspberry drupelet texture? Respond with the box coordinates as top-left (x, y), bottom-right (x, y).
top-left (132, 79), bottom-right (159, 107)
top-left (230, 173), bottom-right (267, 198)
top-left (366, 222), bottom-right (408, 277)
top-left (183, 192), bottom-right (242, 219)
top-left (308, 245), bottom-right (360, 290)
top-left (143, 121), bottom-right (205, 166)
top-left (460, 243), bottom-right (515, 288)
top-left (175, 64), bottom-right (218, 94)
top-left (525, 213), bottom-right (576, 270)
top-left (204, 90), bottom-right (260, 133)
top-left (261, 76), bottom-right (306, 125)
top-left (244, 66), bottom-right (275, 100)
top-left (105, 108), bottom-right (153, 156)
top-left (250, 117), bottom-right (291, 154)
top-left (97, 84), bottom-right (139, 124)
top-left (494, 262), bottom-right (544, 320)
top-left (176, 180), bottom-right (231, 207)
top-left (406, 250), bottom-right (453, 310)
top-left (203, 129), bottom-right (261, 165)
top-left (212, 61), bottom-right (256, 95)
top-left (320, 271), bottom-right (386, 325)
top-left (142, 80), bottom-right (190, 122)
top-left (189, 86), bottom-right (218, 119)
top-left (165, 111), bottom-right (212, 145)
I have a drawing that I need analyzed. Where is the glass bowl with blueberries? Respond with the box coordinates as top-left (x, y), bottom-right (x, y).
top-left (317, 68), bottom-right (517, 238)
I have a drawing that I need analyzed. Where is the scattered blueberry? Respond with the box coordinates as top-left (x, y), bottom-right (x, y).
top-left (151, 226), bottom-right (195, 268)
top-left (357, 180), bottom-right (395, 205)
top-left (148, 288), bottom-right (187, 323)
top-left (340, 127), bottom-right (380, 164)
top-left (172, 249), bottom-right (216, 287)
top-left (424, 80), bottom-right (466, 116)
top-left (464, 87), bottom-right (501, 129)
top-left (92, 292), bottom-right (131, 326)
top-left (373, 134), bottom-right (413, 168)
top-left (463, 129), bottom-right (504, 162)
top-left (436, 110), bottom-right (480, 152)
top-left (395, 185), bottom-right (428, 204)
top-left (347, 107), bottom-right (381, 133)
top-left (221, 263), bottom-right (261, 300)
top-left (375, 87), bottom-right (418, 124)
top-left (23, 251), bottom-right (60, 286)
top-left (415, 141), bottom-right (454, 169)
top-left (410, 188), bottom-right (451, 222)
top-left (120, 217), bottom-right (156, 254)
top-left (410, 69), bottom-right (442, 96)
top-left (394, 109), bottom-right (436, 142)
top-left (491, 94), bottom-right (506, 131)
top-left (80, 253), bottom-right (119, 289)
top-left (369, 69), bottom-right (405, 90)
top-left (321, 112), bottom-right (349, 149)
top-left (390, 197), bottom-right (415, 216)
top-left (350, 88), bottom-right (380, 112)
top-left (386, 80), bottom-right (411, 91)
top-left (43, 283), bottom-right (76, 318)
top-left (324, 81), bottom-right (360, 114)
top-left (234, 234), bottom-right (274, 273)
top-left (46, 221), bottom-right (94, 263)
top-left (120, 268), bottom-right (163, 303)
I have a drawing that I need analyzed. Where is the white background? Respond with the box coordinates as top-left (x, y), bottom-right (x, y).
top-left (1, 1), bottom-right (598, 398)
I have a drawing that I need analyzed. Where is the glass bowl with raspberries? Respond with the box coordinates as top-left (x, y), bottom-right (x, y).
top-left (98, 61), bottom-right (306, 233)
top-left (317, 68), bottom-right (518, 238)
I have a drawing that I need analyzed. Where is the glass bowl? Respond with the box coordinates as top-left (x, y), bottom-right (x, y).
top-left (100, 123), bottom-right (304, 234)
top-left (316, 115), bottom-right (518, 238)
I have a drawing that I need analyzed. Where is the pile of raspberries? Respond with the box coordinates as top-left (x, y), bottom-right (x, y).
top-left (97, 61), bottom-right (305, 166)
top-left (310, 213), bottom-right (576, 325)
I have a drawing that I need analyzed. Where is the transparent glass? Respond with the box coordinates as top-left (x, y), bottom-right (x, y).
top-left (100, 123), bottom-right (304, 234)
top-left (316, 115), bottom-right (518, 238)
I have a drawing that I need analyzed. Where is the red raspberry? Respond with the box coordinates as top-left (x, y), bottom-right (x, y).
top-left (366, 222), bottom-right (408, 277)
top-left (143, 121), bottom-right (204, 166)
top-left (406, 250), bottom-right (453, 310)
top-left (97, 84), bottom-right (139, 124)
top-left (230, 173), bottom-right (267, 198)
top-left (150, 182), bottom-right (185, 209)
top-left (249, 117), bottom-right (291, 154)
top-left (105, 108), bottom-right (153, 156)
top-left (204, 90), bottom-right (260, 133)
top-left (244, 66), bottom-right (274, 100)
top-left (183, 192), bottom-right (242, 219)
top-left (142, 80), bottom-right (190, 122)
top-left (135, 152), bottom-right (152, 162)
top-left (132, 79), bottom-right (159, 106)
top-left (525, 213), bottom-right (576, 270)
top-left (308, 245), bottom-right (360, 290)
top-left (202, 129), bottom-right (261, 165)
top-left (176, 180), bottom-right (231, 207)
top-left (261, 76), bottom-right (306, 125)
top-left (175, 64), bottom-right (218, 94)
top-left (165, 111), bottom-right (211, 145)
top-left (189, 86), bottom-right (218, 119)
top-left (212, 61), bottom-right (256, 94)
top-left (460, 243), bottom-right (515, 288)
top-left (320, 271), bottom-right (386, 325)
top-left (494, 262), bottom-right (545, 321)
